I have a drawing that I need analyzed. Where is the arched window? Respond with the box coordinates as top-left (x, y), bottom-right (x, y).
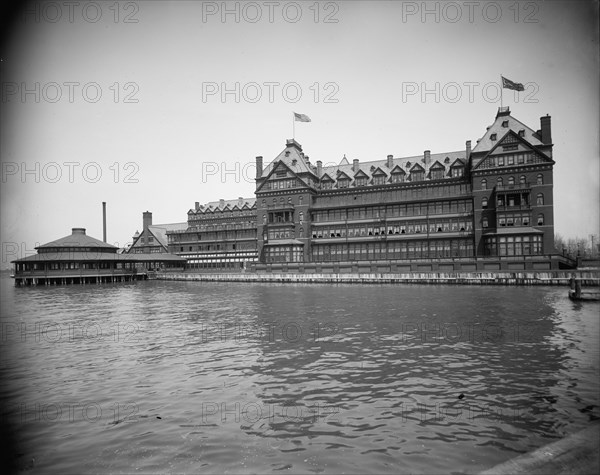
top-left (481, 179), bottom-right (487, 190)
top-left (482, 197), bottom-right (488, 209)
top-left (536, 193), bottom-right (544, 205)
top-left (299, 196), bottom-right (303, 205)
top-left (280, 197), bottom-right (284, 205)
top-left (299, 211), bottom-right (304, 224)
top-left (288, 197), bottom-right (292, 204)
top-left (273, 198), bottom-right (277, 205)
top-left (537, 214), bottom-right (544, 225)
top-left (508, 176), bottom-right (515, 186)
top-left (262, 199), bottom-right (266, 206)
top-left (299, 227), bottom-right (303, 237)
top-left (482, 217), bottom-right (488, 228)
top-left (519, 175), bottom-right (526, 185)
top-left (262, 214), bottom-right (267, 224)
top-left (497, 177), bottom-right (503, 187)
top-left (537, 174), bottom-right (544, 185)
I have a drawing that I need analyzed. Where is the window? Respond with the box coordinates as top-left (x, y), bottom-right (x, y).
top-left (497, 177), bottom-right (503, 187)
top-left (520, 175), bottom-right (526, 185)
top-left (537, 214), bottom-right (544, 225)
top-left (481, 179), bottom-right (487, 190)
top-left (537, 174), bottom-right (544, 185)
top-left (321, 181), bottom-right (332, 189)
top-left (502, 120), bottom-right (509, 128)
top-left (338, 179), bottom-right (350, 188)
top-left (391, 173), bottom-right (405, 183)
top-left (507, 155), bottom-right (514, 165)
top-left (536, 193), bottom-right (544, 205)
top-left (518, 129), bottom-right (525, 137)
top-left (411, 171), bottom-right (424, 182)
top-left (355, 177), bottom-right (367, 186)
top-left (498, 156), bottom-right (504, 166)
top-left (508, 176), bottom-right (515, 185)
top-left (372, 175), bottom-right (386, 185)
top-left (299, 211), bottom-right (304, 224)
top-left (482, 197), bottom-right (488, 209)
top-left (452, 167), bottom-right (464, 177)
top-left (430, 168), bottom-right (445, 180)
top-left (491, 133), bottom-right (497, 141)
top-left (482, 218), bottom-right (488, 228)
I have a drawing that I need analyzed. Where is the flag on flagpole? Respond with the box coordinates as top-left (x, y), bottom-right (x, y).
top-left (294, 112), bottom-right (311, 122)
top-left (501, 76), bottom-right (525, 91)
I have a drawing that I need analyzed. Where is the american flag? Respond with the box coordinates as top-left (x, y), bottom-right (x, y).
top-left (501, 76), bottom-right (525, 92)
top-left (294, 112), bottom-right (311, 122)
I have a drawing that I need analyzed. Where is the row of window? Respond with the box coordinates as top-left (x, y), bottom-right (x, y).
top-left (312, 218), bottom-right (473, 239)
top-left (481, 174), bottom-right (544, 189)
top-left (482, 193), bottom-right (543, 208)
top-left (22, 262), bottom-right (134, 270)
top-left (169, 230), bottom-right (257, 243)
top-left (483, 235), bottom-right (543, 256)
top-left (182, 221), bottom-right (256, 232)
top-left (312, 200), bottom-right (473, 222)
top-left (189, 210), bottom-right (255, 221)
top-left (174, 242), bottom-right (257, 253)
top-left (497, 213), bottom-right (531, 227)
top-left (261, 178), bottom-right (300, 190)
top-left (478, 152), bottom-right (545, 169)
top-left (311, 239), bottom-right (475, 261)
top-left (264, 246), bottom-right (304, 263)
top-left (483, 213), bottom-right (544, 227)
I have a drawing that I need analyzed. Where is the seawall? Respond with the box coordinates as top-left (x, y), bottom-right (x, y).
top-left (154, 271), bottom-right (600, 285)
top-left (480, 423), bottom-right (599, 475)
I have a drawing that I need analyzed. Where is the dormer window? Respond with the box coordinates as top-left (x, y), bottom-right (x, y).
top-left (292, 159), bottom-right (297, 166)
top-left (355, 177), bottom-right (367, 187)
top-left (502, 120), bottom-right (509, 127)
top-left (490, 133), bottom-right (497, 141)
top-left (338, 178), bottom-right (350, 188)
top-left (430, 168), bottom-right (445, 180)
top-left (391, 172), bottom-right (405, 183)
top-left (518, 129), bottom-right (525, 137)
top-left (372, 175), bottom-right (386, 186)
top-left (285, 151), bottom-right (290, 157)
top-left (411, 170), bottom-right (424, 182)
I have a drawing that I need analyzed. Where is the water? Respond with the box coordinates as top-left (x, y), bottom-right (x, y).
top-left (1, 273), bottom-right (598, 474)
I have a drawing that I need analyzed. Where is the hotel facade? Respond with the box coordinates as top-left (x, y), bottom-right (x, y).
top-left (165, 107), bottom-right (572, 272)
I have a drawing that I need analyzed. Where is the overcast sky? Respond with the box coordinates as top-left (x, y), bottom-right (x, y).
top-left (1, 0), bottom-right (598, 263)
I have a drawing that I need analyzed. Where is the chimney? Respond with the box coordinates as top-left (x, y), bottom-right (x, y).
top-left (424, 150), bottom-right (431, 165)
top-left (219, 199), bottom-right (225, 208)
top-left (316, 160), bottom-right (322, 177)
top-left (540, 115), bottom-right (552, 145)
top-left (353, 159), bottom-right (359, 172)
top-left (238, 197), bottom-right (244, 206)
top-left (143, 211), bottom-right (152, 233)
top-left (255, 156), bottom-right (263, 178)
top-left (72, 228), bottom-right (86, 235)
top-left (195, 201), bottom-right (200, 211)
top-left (466, 140), bottom-right (471, 158)
top-left (102, 202), bottom-right (107, 242)
top-left (387, 154), bottom-right (393, 168)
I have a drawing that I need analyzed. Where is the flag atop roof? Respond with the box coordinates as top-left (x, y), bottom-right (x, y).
top-left (501, 75), bottom-right (525, 91)
top-left (294, 112), bottom-right (311, 122)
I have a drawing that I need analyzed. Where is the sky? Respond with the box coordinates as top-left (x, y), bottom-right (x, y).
top-left (1, 0), bottom-right (599, 265)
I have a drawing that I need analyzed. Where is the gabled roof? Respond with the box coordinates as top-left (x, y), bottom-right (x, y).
top-left (472, 129), bottom-right (553, 170)
top-left (37, 228), bottom-right (117, 250)
top-left (148, 222), bottom-right (187, 249)
top-left (260, 139), bottom-right (317, 178)
top-left (472, 107), bottom-right (543, 153)
top-left (193, 197), bottom-right (257, 214)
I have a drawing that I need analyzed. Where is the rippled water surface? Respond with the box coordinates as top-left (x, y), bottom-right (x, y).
top-left (1, 274), bottom-right (598, 474)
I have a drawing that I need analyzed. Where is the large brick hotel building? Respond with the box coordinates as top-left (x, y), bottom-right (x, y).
top-left (162, 107), bottom-right (571, 272)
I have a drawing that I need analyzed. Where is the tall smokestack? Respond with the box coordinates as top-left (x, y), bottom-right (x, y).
top-left (102, 202), bottom-right (107, 242)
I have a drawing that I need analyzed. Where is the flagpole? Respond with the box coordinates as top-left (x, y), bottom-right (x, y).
top-left (500, 74), bottom-right (503, 109)
top-left (292, 112), bottom-right (295, 140)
